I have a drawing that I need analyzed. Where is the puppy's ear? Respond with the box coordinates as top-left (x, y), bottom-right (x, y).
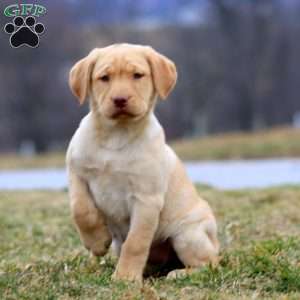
top-left (146, 47), bottom-right (177, 100)
top-left (69, 49), bottom-right (99, 105)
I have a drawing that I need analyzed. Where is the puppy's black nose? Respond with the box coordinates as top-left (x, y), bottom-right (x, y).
top-left (113, 97), bottom-right (127, 109)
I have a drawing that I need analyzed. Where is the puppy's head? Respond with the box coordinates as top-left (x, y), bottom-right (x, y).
top-left (69, 44), bottom-right (177, 121)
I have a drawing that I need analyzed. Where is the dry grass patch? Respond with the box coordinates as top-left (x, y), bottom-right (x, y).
top-left (171, 126), bottom-right (300, 160)
top-left (1, 127), bottom-right (300, 170)
top-left (0, 152), bottom-right (65, 170)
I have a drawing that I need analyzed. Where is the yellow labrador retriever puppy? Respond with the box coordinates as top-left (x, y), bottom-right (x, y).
top-left (66, 43), bottom-right (219, 282)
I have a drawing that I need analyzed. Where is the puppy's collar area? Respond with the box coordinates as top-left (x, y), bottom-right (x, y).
top-left (90, 111), bottom-right (155, 151)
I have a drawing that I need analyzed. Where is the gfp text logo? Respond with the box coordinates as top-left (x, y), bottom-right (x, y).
top-left (3, 4), bottom-right (46, 48)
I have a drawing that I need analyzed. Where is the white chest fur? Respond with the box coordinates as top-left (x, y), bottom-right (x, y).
top-left (67, 113), bottom-right (173, 241)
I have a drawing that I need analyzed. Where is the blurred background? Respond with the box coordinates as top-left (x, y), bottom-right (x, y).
top-left (0, 0), bottom-right (300, 155)
top-left (2, 3), bottom-right (300, 296)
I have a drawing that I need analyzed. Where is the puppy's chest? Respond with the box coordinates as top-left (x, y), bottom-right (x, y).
top-left (90, 163), bottom-right (135, 218)
top-left (73, 150), bottom-right (164, 221)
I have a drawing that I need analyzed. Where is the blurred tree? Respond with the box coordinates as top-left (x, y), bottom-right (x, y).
top-left (0, 0), bottom-right (300, 151)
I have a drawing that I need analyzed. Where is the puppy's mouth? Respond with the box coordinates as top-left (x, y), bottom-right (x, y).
top-left (111, 109), bottom-right (137, 119)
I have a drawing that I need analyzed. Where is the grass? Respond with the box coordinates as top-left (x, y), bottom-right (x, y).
top-left (1, 127), bottom-right (300, 170)
top-left (171, 126), bottom-right (300, 160)
top-left (1, 186), bottom-right (300, 299)
top-left (0, 152), bottom-right (65, 170)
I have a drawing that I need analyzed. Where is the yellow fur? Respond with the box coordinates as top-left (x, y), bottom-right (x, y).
top-left (67, 43), bottom-right (219, 282)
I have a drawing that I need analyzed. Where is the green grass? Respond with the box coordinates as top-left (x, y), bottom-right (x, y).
top-left (171, 126), bottom-right (300, 160)
top-left (1, 186), bottom-right (300, 299)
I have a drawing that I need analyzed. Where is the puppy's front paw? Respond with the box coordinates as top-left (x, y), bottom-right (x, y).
top-left (84, 236), bottom-right (112, 257)
top-left (91, 241), bottom-right (110, 257)
top-left (112, 268), bottom-right (143, 283)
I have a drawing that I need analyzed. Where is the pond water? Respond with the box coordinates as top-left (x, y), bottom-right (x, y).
top-left (0, 159), bottom-right (299, 190)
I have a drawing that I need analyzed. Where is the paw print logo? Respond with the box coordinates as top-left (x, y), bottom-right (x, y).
top-left (4, 16), bottom-right (45, 48)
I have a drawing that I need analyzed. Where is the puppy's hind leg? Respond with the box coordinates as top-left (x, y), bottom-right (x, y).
top-left (69, 170), bottom-right (112, 256)
top-left (167, 217), bottom-right (219, 279)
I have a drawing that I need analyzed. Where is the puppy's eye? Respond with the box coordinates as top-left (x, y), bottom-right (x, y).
top-left (100, 75), bottom-right (110, 82)
top-left (133, 73), bottom-right (144, 79)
